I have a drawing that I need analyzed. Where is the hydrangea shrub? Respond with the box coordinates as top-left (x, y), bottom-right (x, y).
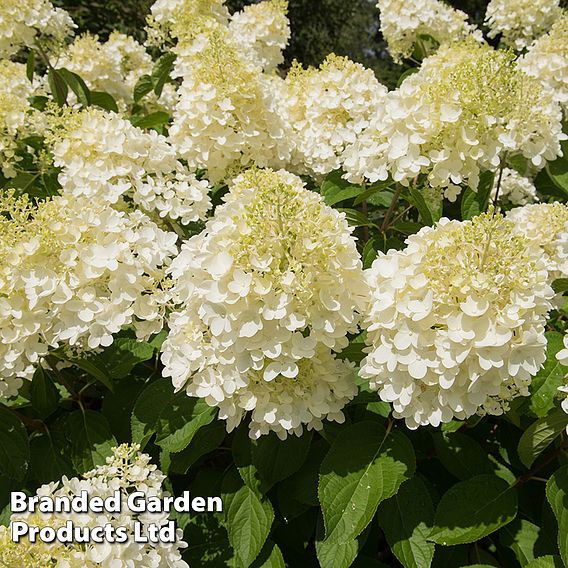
top-left (1, 0), bottom-right (568, 566)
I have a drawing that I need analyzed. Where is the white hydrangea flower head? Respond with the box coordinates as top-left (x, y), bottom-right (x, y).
top-left (485, 0), bottom-right (561, 51)
top-left (228, 0), bottom-right (290, 71)
top-left (146, 0), bottom-right (229, 46)
top-left (6, 444), bottom-right (188, 567)
top-left (506, 203), bottom-right (568, 280)
top-left (361, 212), bottom-right (554, 429)
top-left (170, 24), bottom-right (290, 182)
top-left (0, 0), bottom-right (75, 58)
top-left (56, 32), bottom-right (175, 110)
top-left (0, 61), bottom-right (42, 178)
top-left (0, 192), bottom-right (178, 397)
top-left (161, 168), bottom-right (366, 438)
top-left (48, 107), bottom-right (211, 224)
top-left (343, 41), bottom-right (565, 200)
top-left (377, 0), bottom-right (482, 63)
top-left (491, 167), bottom-right (538, 206)
top-left (278, 54), bottom-right (388, 178)
top-left (518, 14), bottom-right (568, 110)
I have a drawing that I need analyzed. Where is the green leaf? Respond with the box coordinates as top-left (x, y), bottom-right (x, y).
top-left (377, 476), bottom-right (435, 568)
top-left (57, 68), bottom-right (91, 106)
top-left (500, 519), bottom-right (544, 567)
top-left (251, 540), bottom-right (286, 568)
top-left (95, 338), bottom-right (154, 380)
top-left (316, 534), bottom-right (360, 568)
top-left (546, 466), bottom-right (568, 566)
top-left (222, 468), bottom-right (274, 568)
top-left (362, 237), bottom-right (379, 269)
top-left (53, 353), bottom-right (113, 391)
top-left (26, 51), bottom-right (34, 82)
top-left (476, 170), bottom-right (495, 211)
top-left (409, 186), bottom-right (433, 225)
top-left (252, 431), bottom-right (312, 490)
top-left (48, 68), bottom-right (68, 106)
top-left (394, 220), bottom-right (423, 236)
top-left (319, 421), bottom-right (416, 543)
top-left (151, 52), bottom-right (176, 97)
top-left (169, 421), bottom-right (226, 474)
top-left (529, 332), bottom-right (568, 418)
top-left (131, 380), bottom-right (216, 452)
top-left (131, 111), bottom-right (170, 130)
top-left (432, 431), bottom-right (494, 480)
top-left (0, 407), bottom-right (29, 480)
top-left (546, 140), bottom-right (568, 197)
top-left (90, 91), bottom-right (118, 112)
top-left (102, 380), bottom-right (146, 442)
top-left (279, 438), bottom-right (329, 507)
top-left (30, 366), bottom-right (59, 418)
top-left (461, 188), bottom-right (481, 220)
top-left (134, 74), bottom-right (154, 102)
top-left (337, 208), bottom-right (377, 228)
top-left (321, 170), bottom-right (363, 206)
top-left (429, 474), bottom-right (518, 545)
top-left (517, 408), bottom-right (568, 469)
top-left (65, 410), bottom-right (116, 473)
top-left (30, 433), bottom-right (74, 484)
top-left (552, 278), bottom-right (568, 294)
top-left (27, 95), bottom-right (48, 111)
top-left (525, 556), bottom-right (564, 568)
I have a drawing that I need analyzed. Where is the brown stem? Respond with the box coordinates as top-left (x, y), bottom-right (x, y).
top-left (380, 183), bottom-right (403, 233)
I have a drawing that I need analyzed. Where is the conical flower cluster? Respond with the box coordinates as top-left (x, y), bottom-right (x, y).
top-left (377, 0), bottom-right (481, 63)
top-left (278, 54), bottom-right (388, 178)
top-left (485, 0), bottom-right (561, 50)
top-left (0, 192), bottom-right (177, 397)
top-left (361, 212), bottom-right (554, 428)
top-left (507, 202), bottom-right (568, 282)
top-left (519, 14), bottom-right (568, 110)
top-left (343, 41), bottom-right (564, 200)
top-left (0, 0), bottom-right (74, 58)
top-left (228, 0), bottom-right (290, 72)
top-left (49, 107), bottom-right (211, 224)
top-left (162, 168), bottom-right (367, 438)
top-left (170, 24), bottom-right (290, 181)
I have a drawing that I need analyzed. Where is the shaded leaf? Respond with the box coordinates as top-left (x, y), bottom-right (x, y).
top-left (319, 421), bottom-right (416, 543)
top-left (517, 408), bottom-right (568, 469)
top-left (377, 476), bottom-right (435, 568)
top-left (429, 474), bottom-right (517, 545)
